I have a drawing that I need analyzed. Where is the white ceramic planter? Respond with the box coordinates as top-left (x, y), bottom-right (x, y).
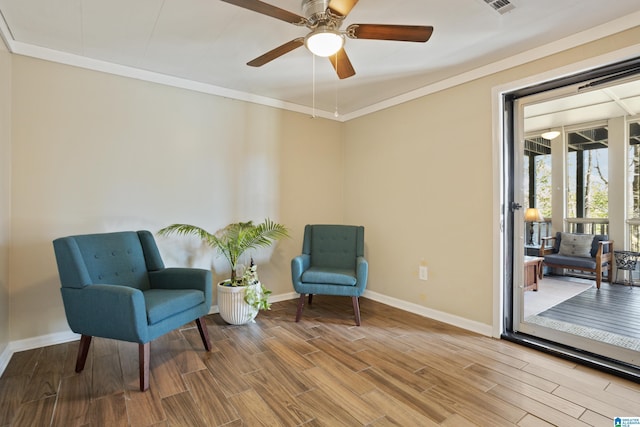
top-left (217, 281), bottom-right (260, 325)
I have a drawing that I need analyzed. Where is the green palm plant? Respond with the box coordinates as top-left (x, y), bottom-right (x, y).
top-left (157, 219), bottom-right (289, 283)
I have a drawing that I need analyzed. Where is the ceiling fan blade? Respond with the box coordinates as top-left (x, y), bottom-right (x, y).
top-left (346, 24), bottom-right (434, 42)
top-left (221, 0), bottom-right (306, 25)
top-left (327, 0), bottom-right (359, 17)
top-left (328, 48), bottom-right (356, 80)
top-left (247, 38), bottom-right (304, 67)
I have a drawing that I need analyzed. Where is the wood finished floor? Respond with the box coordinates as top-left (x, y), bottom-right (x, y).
top-left (1, 296), bottom-right (640, 426)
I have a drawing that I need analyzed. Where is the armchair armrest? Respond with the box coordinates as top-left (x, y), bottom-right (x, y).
top-left (595, 240), bottom-right (614, 263)
top-left (148, 268), bottom-right (212, 306)
top-left (61, 284), bottom-right (148, 343)
top-left (355, 256), bottom-right (368, 293)
top-left (291, 254), bottom-right (311, 285)
top-left (540, 236), bottom-right (557, 256)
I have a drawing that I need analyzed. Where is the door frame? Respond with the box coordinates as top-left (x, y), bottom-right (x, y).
top-left (492, 46), bottom-right (640, 381)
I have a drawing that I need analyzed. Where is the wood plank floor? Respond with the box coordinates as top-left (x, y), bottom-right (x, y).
top-left (1, 296), bottom-right (640, 426)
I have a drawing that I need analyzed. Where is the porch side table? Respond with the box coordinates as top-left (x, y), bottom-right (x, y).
top-left (524, 256), bottom-right (544, 292)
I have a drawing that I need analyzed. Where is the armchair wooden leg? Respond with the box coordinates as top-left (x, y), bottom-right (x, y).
top-left (75, 334), bottom-right (92, 373)
top-left (308, 294), bottom-right (313, 305)
top-left (139, 342), bottom-right (150, 392)
top-left (196, 317), bottom-right (212, 351)
top-left (295, 294), bottom-right (306, 322)
top-left (352, 296), bottom-right (361, 326)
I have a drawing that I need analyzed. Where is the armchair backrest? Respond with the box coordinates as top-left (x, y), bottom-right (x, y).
top-left (53, 230), bottom-right (164, 290)
top-left (302, 225), bottom-right (364, 270)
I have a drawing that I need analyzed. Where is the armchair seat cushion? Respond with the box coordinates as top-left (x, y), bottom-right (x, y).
top-left (144, 289), bottom-right (205, 325)
top-left (543, 254), bottom-right (599, 270)
top-left (301, 267), bottom-right (357, 286)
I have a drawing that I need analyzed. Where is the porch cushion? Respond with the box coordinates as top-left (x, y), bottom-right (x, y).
top-left (544, 254), bottom-right (598, 270)
top-left (558, 233), bottom-right (593, 257)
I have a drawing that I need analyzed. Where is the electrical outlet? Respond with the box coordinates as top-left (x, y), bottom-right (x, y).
top-left (419, 265), bottom-right (428, 281)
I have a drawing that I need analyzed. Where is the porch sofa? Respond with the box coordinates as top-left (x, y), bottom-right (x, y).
top-left (539, 232), bottom-right (613, 289)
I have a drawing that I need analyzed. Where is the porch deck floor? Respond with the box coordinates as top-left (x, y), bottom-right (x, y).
top-left (537, 281), bottom-right (640, 339)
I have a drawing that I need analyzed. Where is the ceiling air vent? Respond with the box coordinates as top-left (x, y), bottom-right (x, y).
top-left (483, 0), bottom-right (515, 14)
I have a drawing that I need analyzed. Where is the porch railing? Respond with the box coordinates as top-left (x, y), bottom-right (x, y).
top-left (525, 219), bottom-right (552, 246)
top-left (525, 218), bottom-right (610, 247)
top-left (565, 218), bottom-right (609, 235)
top-left (628, 218), bottom-right (640, 252)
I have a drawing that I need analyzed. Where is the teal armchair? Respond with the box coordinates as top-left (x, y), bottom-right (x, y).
top-left (53, 230), bottom-right (212, 391)
top-left (291, 224), bottom-right (368, 325)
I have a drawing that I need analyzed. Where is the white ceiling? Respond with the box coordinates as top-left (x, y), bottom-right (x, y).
top-left (524, 78), bottom-right (640, 133)
top-left (1, 0), bottom-right (639, 119)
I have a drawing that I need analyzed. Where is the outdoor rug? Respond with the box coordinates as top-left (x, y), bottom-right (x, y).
top-left (523, 277), bottom-right (592, 318)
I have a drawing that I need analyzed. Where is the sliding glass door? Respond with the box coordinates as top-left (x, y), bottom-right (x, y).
top-left (509, 69), bottom-right (640, 369)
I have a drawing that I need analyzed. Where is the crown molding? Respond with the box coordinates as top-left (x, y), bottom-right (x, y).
top-left (1, 10), bottom-right (639, 122)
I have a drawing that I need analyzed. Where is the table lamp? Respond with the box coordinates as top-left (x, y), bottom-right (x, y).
top-left (524, 208), bottom-right (544, 245)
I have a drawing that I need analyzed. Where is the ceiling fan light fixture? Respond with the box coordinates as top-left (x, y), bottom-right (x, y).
top-left (305, 28), bottom-right (344, 57)
top-left (541, 130), bottom-right (561, 140)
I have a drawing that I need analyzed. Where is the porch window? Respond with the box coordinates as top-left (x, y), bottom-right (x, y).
top-left (566, 125), bottom-right (609, 234)
top-left (523, 135), bottom-right (552, 245)
top-left (626, 120), bottom-right (640, 251)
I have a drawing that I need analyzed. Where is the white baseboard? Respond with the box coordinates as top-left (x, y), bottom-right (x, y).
top-left (266, 290), bottom-right (493, 336)
top-left (0, 330), bottom-right (80, 376)
top-left (0, 344), bottom-right (11, 375)
top-left (270, 291), bottom-right (299, 303)
top-left (363, 290), bottom-right (493, 337)
top-left (10, 330), bottom-right (80, 353)
top-left (0, 290), bottom-right (490, 377)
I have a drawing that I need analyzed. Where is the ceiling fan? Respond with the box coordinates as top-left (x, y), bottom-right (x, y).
top-left (221, 0), bottom-right (434, 79)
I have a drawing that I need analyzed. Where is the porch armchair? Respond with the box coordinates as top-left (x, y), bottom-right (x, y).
top-left (539, 232), bottom-right (613, 289)
top-left (291, 224), bottom-right (368, 325)
top-left (53, 230), bottom-right (212, 391)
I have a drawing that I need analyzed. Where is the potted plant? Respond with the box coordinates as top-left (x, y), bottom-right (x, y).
top-left (158, 219), bottom-right (289, 324)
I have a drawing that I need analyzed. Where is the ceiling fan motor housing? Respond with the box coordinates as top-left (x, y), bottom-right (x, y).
top-left (302, 0), bottom-right (339, 28)
top-left (226, 0), bottom-right (433, 79)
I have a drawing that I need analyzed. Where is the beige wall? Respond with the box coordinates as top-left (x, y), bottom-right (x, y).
top-left (343, 26), bottom-right (640, 326)
top-left (9, 56), bottom-right (343, 341)
top-left (5, 24), bottom-right (640, 343)
top-left (343, 83), bottom-right (494, 323)
top-left (0, 39), bottom-right (11, 353)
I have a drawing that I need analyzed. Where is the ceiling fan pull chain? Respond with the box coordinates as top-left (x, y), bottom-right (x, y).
top-left (334, 52), bottom-right (339, 117)
top-left (312, 54), bottom-right (316, 118)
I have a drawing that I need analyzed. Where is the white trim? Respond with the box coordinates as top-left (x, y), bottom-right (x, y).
top-left (0, 7), bottom-right (13, 52)
top-left (339, 11), bottom-right (640, 121)
top-left (1, 11), bottom-right (639, 121)
top-left (0, 344), bottom-right (11, 375)
top-left (491, 83), bottom-right (506, 339)
top-left (363, 290), bottom-right (493, 337)
top-left (9, 330), bottom-right (80, 353)
top-left (0, 329), bottom-right (80, 374)
top-left (9, 41), bottom-right (339, 122)
top-left (270, 291), bottom-right (299, 303)
top-left (278, 290), bottom-right (493, 336)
